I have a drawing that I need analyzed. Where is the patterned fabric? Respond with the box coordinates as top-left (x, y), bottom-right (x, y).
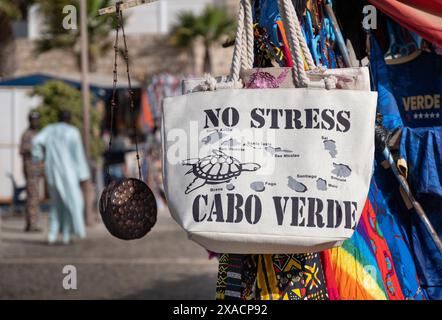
top-left (224, 254), bottom-right (244, 300)
top-left (20, 129), bottom-right (43, 230)
top-left (216, 254), bottom-right (258, 300)
top-left (256, 254), bottom-right (328, 300)
top-left (215, 254), bottom-right (229, 300)
top-left (320, 251), bottom-right (340, 300)
top-left (326, 200), bottom-right (387, 300)
top-left (324, 197), bottom-right (408, 300)
top-left (327, 236), bottom-right (388, 298)
top-left (361, 198), bottom-right (405, 299)
top-left (217, 253), bottom-right (329, 300)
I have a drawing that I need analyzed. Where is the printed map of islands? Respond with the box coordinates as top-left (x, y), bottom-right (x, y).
top-left (198, 130), bottom-right (352, 193)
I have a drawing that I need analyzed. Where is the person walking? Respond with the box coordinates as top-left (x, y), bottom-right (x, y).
top-left (20, 111), bottom-right (43, 232)
top-left (32, 110), bottom-right (90, 245)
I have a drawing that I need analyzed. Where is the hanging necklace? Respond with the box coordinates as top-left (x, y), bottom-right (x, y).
top-left (99, 3), bottom-right (157, 240)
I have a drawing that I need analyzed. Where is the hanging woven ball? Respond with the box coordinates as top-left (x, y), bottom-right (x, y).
top-left (99, 178), bottom-right (157, 240)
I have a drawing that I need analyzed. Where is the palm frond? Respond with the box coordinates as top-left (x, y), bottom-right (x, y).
top-left (169, 6), bottom-right (235, 49)
top-left (36, 0), bottom-right (117, 71)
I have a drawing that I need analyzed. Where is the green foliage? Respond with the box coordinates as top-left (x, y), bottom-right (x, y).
top-left (0, 1), bottom-right (22, 20)
top-left (170, 6), bottom-right (236, 47)
top-left (169, 11), bottom-right (199, 48)
top-left (0, 0), bottom-right (36, 20)
top-left (170, 6), bottom-right (236, 73)
top-left (37, 0), bottom-right (117, 72)
top-left (31, 80), bottom-right (104, 162)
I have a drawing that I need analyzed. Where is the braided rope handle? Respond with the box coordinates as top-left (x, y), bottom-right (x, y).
top-left (278, 0), bottom-right (311, 87)
top-left (243, 0), bottom-right (254, 70)
top-left (230, 0), bottom-right (245, 80)
top-left (277, 0), bottom-right (300, 87)
top-left (230, 0), bottom-right (316, 87)
top-left (230, 0), bottom-right (254, 81)
top-left (283, 0), bottom-right (315, 70)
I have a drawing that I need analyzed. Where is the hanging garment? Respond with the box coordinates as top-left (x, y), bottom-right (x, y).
top-left (362, 194), bottom-right (405, 299)
top-left (147, 74), bottom-right (181, 121)
top-left (375, 160), bottom-right (441, 299)
top-left (216, 254), bottom-right (259, 300)
top-left (326, 198), bottom-right (405, 300)
top-left (216, 254), bottom-right (229, 300)
top-left (369, 38), bottom-right (404, 131)
top-left (256, 254), bottom-right (328, 300)
top-left (313, 36), bottom-right (410, 301)
top-left (370, 37), bottom-right (442, 300)
top-left (258, 0), bottom-right (286, 50)
top-left (320, 250), bottom-right (340, 300)
top-left (216, 253), bottom-right (329, 300)
top-left (32, 122), bottom-right (90, 243)
top-left (139, 89), bottom-right (155, 132)
top-left (386, 53), bottom-right (442, 129)
top-left (369, 0), bottom-right (442, 47)
top-left (399, 127), bottom-right (442, 299)
top-left (257, 0), bottom-right (293, 67)
top-left (372, 165), bottom-right (427, 300)
top-left (400, 128), bottom-right (442, 199)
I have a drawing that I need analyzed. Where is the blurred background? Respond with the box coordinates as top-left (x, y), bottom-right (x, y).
top-left (0, 0), bottom-right (238, 299)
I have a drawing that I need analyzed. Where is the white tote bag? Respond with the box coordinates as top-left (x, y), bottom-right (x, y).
top-left (162, 0), bottom-right (377, 254)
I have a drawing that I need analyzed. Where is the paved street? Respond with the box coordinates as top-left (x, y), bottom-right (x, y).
top-left (0, 209), bottom-right (218, 300)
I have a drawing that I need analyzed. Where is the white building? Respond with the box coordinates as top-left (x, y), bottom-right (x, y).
top-left (16, 0), bottom-right (218, 39)
top-left (123, 0), bottom-right (217, 35)
top-left (0, 89), bottom-right (41, 203)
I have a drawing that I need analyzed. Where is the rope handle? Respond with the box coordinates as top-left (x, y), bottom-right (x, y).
top-left (229, 0), bottom-right (316, 87)
top-left (278, 0), bottom-right (315, 87)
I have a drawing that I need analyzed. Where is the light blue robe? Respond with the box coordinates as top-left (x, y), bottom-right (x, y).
top-left (32, 122), bottom-right (90, 243)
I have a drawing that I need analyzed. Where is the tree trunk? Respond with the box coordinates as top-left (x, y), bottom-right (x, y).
top-left (203, 43), bottom-right (212, 74)
top-left (190, 46), bottom-right (197, 75)
top-left (75, 50), bottom-right (97, 73)
top-left (89, 53), bottom-right (97, 73)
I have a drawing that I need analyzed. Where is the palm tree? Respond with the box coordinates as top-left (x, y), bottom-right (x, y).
top-left (36, 0), bottom-right (116, 72)
top-left (170, 6), bottom-right (236, 74)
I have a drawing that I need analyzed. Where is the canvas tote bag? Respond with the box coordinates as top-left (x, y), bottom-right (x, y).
top-left (162, 0), bottom-right (377, 254)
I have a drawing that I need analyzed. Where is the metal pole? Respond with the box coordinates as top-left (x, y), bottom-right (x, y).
top-left (80, 0), bottom-right (94, 226)
top-left (324, 3), bottom-right (352, 67)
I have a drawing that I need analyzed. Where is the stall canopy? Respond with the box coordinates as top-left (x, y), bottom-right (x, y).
top-left (0, 72), bottom-right (141, 97)
top-left (369, 0), bottom-right (442, 46)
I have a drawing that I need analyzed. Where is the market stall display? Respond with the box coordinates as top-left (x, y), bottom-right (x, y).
top-left (96, 0), bottom-right (442, 300)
